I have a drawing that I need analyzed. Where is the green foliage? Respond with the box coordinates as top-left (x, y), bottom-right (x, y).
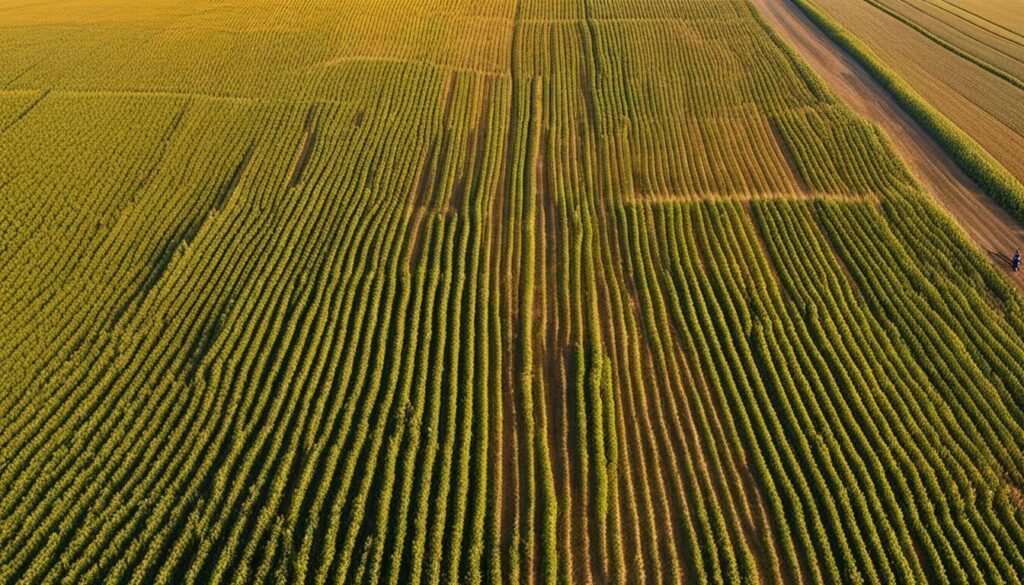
top-left (2, 1), bottom-right (1024, 584)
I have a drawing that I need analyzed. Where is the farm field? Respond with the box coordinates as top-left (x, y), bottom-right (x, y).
top-left (804, 0), bottom-right (1024, 181)
top-left (2, 0), bottom-right (1024, 583)
top-left (749, 0), bottom-right (1024, 292)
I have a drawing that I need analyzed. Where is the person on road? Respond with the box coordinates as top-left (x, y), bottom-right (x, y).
top-left (1014, 249), bottom-right (1021, 272)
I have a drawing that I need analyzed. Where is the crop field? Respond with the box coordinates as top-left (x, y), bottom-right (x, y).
top-left (806, 0), bottom-right (1024, 181)
top-left (2, 0), bottom-right (1024, 583)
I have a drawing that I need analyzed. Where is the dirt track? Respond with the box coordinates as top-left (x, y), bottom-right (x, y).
top-left (749, 0), bottom-right (1024, 289)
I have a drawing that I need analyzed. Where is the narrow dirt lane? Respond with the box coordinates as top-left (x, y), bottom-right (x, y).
top-left (748, 0), bottom-right (1024, 289)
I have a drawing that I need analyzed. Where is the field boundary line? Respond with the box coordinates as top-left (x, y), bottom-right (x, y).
top-left (0, 88), bottom-right (49, 135)
top-left (621, 191), bottom-right (878, 205)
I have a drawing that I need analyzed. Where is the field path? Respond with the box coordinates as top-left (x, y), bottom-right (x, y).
top-left (748, 0), bottom-right (1024, 288)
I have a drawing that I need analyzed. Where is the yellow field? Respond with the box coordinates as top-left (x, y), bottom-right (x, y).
top-left (927, 0), bottom-right (1024, 38)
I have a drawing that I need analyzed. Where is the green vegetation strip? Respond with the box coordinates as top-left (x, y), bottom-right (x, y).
top-left (786, 0), bottom-right (1024, 221)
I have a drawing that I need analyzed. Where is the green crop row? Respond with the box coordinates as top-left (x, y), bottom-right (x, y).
top-left (4, 0), bottom-right (1024, 583)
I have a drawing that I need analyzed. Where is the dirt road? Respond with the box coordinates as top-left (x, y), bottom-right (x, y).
top-left (748, 0), bottom-right (1024, 289)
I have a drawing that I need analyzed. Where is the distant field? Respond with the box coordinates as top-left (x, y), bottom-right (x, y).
top-left (809, 0), bottom-right (1024, 181)
top-left (868, 0), bottom-right (1024, 80)
top-left (2, 0), bottom-right (1024, 584)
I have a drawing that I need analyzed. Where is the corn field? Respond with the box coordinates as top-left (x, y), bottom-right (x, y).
top-left (1, 0), bottom-right (1024, 583)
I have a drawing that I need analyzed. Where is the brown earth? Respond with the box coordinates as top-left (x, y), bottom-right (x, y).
top-left (749, 0), bottom-right (1024, 290)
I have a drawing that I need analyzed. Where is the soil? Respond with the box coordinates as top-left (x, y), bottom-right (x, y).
top-left (749, 0), bottom-right (1024, 290)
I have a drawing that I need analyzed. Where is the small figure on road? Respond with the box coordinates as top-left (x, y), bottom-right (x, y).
top-left (1014, 249), bottom-right (1021, 272)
